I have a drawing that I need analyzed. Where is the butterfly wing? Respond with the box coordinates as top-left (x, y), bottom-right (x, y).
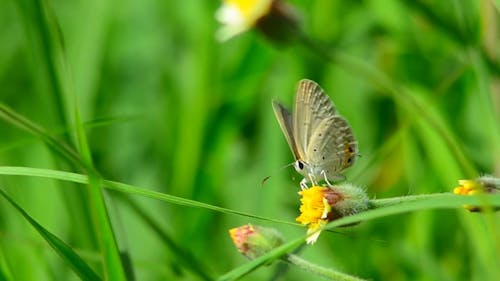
top-left (272, 100), bottom-right (303, 161)
top-left (293, 79), bottom-right (337, 158)
top-left (305, 115), bottom-right (358, 176)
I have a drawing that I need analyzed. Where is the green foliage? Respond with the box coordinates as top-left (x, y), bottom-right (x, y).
top-left (0, 0), bottom-right (498, 280)
top-left (0, 189), bottom-right (101, 281)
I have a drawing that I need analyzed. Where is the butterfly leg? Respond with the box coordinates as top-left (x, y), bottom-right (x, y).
top-left (300, 178), bottom-right (309, 190)
top-left (308, 173), bottom-right (319, 186)
top-left (321, 170), bottom-right (334, 187)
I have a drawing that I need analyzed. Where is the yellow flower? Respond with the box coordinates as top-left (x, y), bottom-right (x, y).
top-left (453, 179), bottom-right (482, 196)
top-left (216, 0), bottom-right (274, 41)
top-left (296, 184), bottom-right (369, 244)
top-left (453, 176), bottom-right (500, 212)
top-left (296, 186), bottom-right (333, 244)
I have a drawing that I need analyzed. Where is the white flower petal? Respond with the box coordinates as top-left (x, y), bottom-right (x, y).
top-left (216, 4), bottom-right (244, 25)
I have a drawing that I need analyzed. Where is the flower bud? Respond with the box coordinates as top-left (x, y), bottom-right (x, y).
top-left (229, 224), bottom-right (284, 259)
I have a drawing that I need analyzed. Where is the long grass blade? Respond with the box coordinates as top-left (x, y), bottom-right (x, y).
top-left (73, 96), bottom-right (127, 281)
top-left (114, 194), bottom-right (214, 281)
top-left (0, 189), bottom-right (102, 281)
top-left (0, 166), bottom-right (295, 226)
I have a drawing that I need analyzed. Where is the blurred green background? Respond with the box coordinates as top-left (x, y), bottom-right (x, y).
top-left (0, 0), bottom-right (499, 280)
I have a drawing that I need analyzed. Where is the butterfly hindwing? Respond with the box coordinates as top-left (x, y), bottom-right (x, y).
top-left (305, 115), bottom-right (358, 175)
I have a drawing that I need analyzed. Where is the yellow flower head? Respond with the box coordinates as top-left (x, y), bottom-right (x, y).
top-left (296, 186), bottom-right (334, 244)
top-left (453, 176), bottom-right (500, 212)
top-left (296, 186), bottom-right (334, 225)
top-left (296, 184), bottom-right (369, 244)
top-left (453, 179), bottom-right (483, 196)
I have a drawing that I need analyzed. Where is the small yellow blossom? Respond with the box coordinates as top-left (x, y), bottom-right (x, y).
top-left (453, 179), bottom-right (482, 195)
top-left (296, 186), bottom-right (334, 244)
top-left (453, 176), bottom-right (500, 212)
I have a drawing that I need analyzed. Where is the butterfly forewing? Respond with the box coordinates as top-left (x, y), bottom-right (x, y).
top-left (272, 100), bottom-right (303, 161)
top-left (293, 79), bottom-right (337, 157)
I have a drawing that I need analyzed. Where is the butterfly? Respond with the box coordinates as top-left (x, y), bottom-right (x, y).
top-left (272, 79), bottom-right (358, 189)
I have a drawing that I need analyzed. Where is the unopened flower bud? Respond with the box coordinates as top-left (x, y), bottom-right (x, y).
top-left (229, 224), bottom-right (284, 259)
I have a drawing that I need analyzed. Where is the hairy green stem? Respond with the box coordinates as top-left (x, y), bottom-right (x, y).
top-left (369, 194), bottom-right (436, 208)
top-left (283, 254), bottom-right (366, 281)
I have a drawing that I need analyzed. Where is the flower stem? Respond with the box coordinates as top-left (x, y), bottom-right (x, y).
top-left (283, 254), bottom-right (367, 281)
top-left (369, 193), bottom-right (438, 209)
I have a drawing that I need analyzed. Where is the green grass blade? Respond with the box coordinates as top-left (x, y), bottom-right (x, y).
top-left (115, 194), bottom-right (214, 281)
top-left (0, 189), bottom-right (102, 281)
top-left (15, 0), bottom-right (72, 140)
top-left (0, 166), bottom-right (295, 226)
top-left (7, 0), bottom-right (103, 260)
top-left (73, 103), bottom-right (127, 280)
top-left (0, 103), bottom-right (82, 168)
top-left (1, 166), bottom-right (499, 223)
top-left (216, 237), bottom-right (305, 281)
top-left (0, 267), bottom-right (9, 281)
top-left (18, 0), bottom-right (129, 277)
top-left (0, 249), bottom-right (12, 281)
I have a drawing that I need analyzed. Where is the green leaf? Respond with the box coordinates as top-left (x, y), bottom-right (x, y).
top-left (0, 189), bottom-right (102, 281)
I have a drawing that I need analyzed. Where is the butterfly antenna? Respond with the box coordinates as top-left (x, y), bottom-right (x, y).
top-left (260, 175), bottom-right (272, 186)
top-left (261, 162), bottom-right (295, 187)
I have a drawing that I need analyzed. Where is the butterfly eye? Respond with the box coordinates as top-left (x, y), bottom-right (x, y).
top-left (295, 161), bottom-right (305, 170)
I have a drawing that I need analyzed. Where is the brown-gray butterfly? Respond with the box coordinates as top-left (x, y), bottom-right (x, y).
top-left (272, 79), bottom-right (358, 189)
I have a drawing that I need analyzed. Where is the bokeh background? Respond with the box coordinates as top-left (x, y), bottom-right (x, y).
top-left (0, 0), bottom-right (499, 280)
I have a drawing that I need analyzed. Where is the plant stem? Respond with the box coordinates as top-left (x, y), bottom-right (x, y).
top-left (369, 194), bottom-right (437, 208)
top-left (283, 254), bottom-right (366, 281)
